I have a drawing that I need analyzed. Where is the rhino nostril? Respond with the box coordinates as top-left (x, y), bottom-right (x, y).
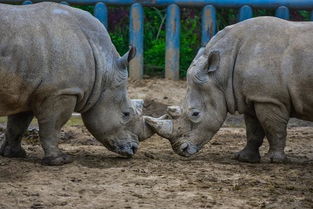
top-left (131, 145), bottom-right (138, 154)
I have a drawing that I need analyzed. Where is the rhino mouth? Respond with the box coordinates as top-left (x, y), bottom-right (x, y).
top-left (101, 136), bottom-right (139, 158)
top-left (172, 141), bottom-right (199, 157)
top-left (114, 141), bottom-right (139, 158)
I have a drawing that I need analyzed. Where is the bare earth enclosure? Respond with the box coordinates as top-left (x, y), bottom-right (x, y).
top-left (0, 79), bottom-right (312, 209)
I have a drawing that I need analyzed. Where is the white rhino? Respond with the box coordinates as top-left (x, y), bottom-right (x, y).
top-left (147, 16), bottom-right (313, 163)
top-left (0, 2), bottom-right (153, 165)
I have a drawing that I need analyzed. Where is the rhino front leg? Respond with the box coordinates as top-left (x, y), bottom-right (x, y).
top-left (35, 95), bottom-right (76, 166)
top-left (0, 111), bottom-right (34, 158)
top-left (255, 104), bottom-right (288, 163)
top-left (234, 113), bottom-right (265, 163)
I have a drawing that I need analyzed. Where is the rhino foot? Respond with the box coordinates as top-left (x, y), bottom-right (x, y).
top-left (234, 149), bottom-right (260, 163)
top-left (0, 142), bottom-right (26, 158)
top-left (265, 151), bottom-right (288, 163)
top-left (42, 153), bottom-right (73, 166)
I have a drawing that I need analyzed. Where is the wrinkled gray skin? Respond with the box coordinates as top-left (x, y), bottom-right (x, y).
top-left (147, 16), bottom-right (313, 163)
top-left (0, 3), bottom-right (153, 165)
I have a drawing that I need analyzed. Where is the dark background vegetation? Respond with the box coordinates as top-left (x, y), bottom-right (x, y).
top-left (77, 6), bottom-right (311, 78)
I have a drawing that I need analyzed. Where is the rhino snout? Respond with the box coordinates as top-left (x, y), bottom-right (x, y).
top-left (117, 142), bottom-right (138, 158)
top-left (177, 142), bottom-right (199, 157)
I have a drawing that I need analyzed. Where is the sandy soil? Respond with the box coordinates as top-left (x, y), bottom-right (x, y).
top-left (0, 79), bottom-right (312, 209)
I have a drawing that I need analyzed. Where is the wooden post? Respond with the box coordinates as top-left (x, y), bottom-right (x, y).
top-left (275, 6), bottom-right (290, 20)
top-left (201, 5), bottom-right (217, 46)
top-left (60, 1), bottom-right (69, 5)
top-left (165, 4), bottom-right (180, 80)
top-left (94, 2), bottom-right (108, 28)
top-left (129, 3), bottom-right (144, 80)
top-left (22, 0), bottom-right (32, 5)
top-left (239, 5), bottom-right (253, 22)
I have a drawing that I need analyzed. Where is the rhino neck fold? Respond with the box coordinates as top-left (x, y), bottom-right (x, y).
top-left (224, 39), bottom-right (241, 115)
top-left (75, 40), bottom-right (106, 113)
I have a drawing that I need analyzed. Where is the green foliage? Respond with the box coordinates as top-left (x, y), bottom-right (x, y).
top-left (142, 8), bottom-right (202, 78)
top-left (180, 10), bottom-right (201, 77)
top-left (217, 8), bottom-right (237, 30)
top-left (143, 8), bottom-right (166, 77)
top-left (74, 5), bottom-right (94, 14)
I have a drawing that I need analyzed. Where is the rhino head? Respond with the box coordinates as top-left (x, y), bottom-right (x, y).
top-left (81, 46), bottom-right (154, 157)
top-left (146, 47), bottom-right (231, 157)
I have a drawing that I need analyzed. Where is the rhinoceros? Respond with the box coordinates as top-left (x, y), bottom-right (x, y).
top-left (0, 2), bottom-right (153, 165)
top-left (146, 16), bottom-right (313, 163)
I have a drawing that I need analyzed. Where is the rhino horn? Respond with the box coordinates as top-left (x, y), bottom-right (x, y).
top-left (144, 116), bottom-right (173, 139)
top-left (167, 106), bottom-right (182, 119)
top-left (117, 45), bottom-right (136, 68)
top-left (131, 99), bottom-right (144, 115)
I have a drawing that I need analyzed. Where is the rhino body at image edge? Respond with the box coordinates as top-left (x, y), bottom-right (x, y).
top-left (0, 2), bottom-right (154, 165)
top-left (147, 16), bottom-right (313, 163)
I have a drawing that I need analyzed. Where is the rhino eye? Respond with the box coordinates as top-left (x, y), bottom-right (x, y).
top-left (122, 112), bottom-right (130, 118)
top-left (189, 109), bottom-right (202, 123)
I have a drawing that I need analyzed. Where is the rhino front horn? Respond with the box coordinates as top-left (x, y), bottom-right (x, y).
top-left (144, 116), bottom-right (173, 139)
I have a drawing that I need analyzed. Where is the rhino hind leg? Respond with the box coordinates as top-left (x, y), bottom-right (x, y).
top-left (234, 113), bottom-right (265, 163)
top-left (0, 111), bottom-right (34, 158)
top-left (255, 103), bottom-right (289, 163)
top-left (35, 95), bottom-right (76, 166)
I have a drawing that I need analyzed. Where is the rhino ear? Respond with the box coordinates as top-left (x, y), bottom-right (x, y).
top-left (117, 46), bottom-right (137, 69)
top-left (207, 50), bottom-right (220, 73)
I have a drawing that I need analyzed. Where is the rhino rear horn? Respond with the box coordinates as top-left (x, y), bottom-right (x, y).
top-left (117, 46), bottom-right (136, 68)
top-left (131, 99), bottom-right (144, 115)
top-left (167, 106), bottom-right (182, 119)
top-left (144, 116), bottom-right (174, 139)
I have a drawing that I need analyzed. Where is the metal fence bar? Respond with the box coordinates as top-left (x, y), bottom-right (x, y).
top-left (201, 5), bottom-right (217, 46)
top-left (165, 4), bottom-right (180, 80)
top-left (239, 5), bottom-right (253, 21)
top-left (129, 3), bottom-right (144, 80)
top-left (311, 10), bottom-right (313, 21)
top-left (2, 0), bottom-right (313, 9)
top-left (275, 6), bottom-right (290, 19)
top-left (94, 2), bottom-right (108, 28)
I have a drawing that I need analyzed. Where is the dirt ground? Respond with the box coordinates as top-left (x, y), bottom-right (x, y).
top-left (0, 79), bottom-right (312, 209)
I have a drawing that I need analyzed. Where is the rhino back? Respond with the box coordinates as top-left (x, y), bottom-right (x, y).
top-left (0, 2), bottom-right (116, 115)
top-left (214, 17), bottom-right (313, 119)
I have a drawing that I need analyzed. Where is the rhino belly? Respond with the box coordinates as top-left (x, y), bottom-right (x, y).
top-left (0, 72), bottom-right (33, 116)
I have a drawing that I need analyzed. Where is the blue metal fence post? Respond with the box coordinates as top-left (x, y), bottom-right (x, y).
top-left (94, 2), bottom-right (108, 28)
top-left (239, 5), bottom-right (253, 21)
top-left (275, 6), bottom-right (290, 20)
top-left (60, 1), bottom-right (69, 5)
top-left (201, 5), bottom-right (217, 46)
top-left (129, 3), bottom-right (144, 80)
top-left (165, 4), bottom-right (180, 80)
top-left (22, 0), bottom-right (32, 5)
